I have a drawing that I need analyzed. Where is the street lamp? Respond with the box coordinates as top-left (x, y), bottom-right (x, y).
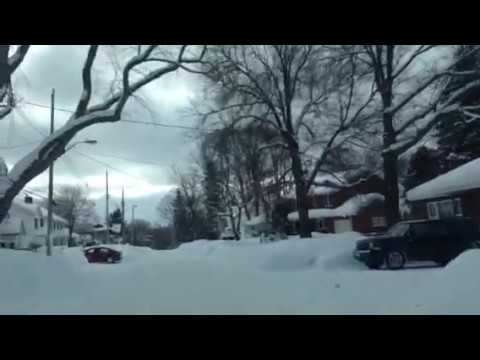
top-left (46, 139), bottom-right (97, 256)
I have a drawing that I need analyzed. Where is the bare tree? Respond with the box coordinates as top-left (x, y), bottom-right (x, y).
top-left (199, 45), bottom-right (376, 237)
top-left (47, 185), bottom-right (95, 246)
top-left (0, 45), bottom-right (30, 119)
top-left (362, 45), bottom-right (480, 224)
top-left (0, 45), bottom-right (207, 224)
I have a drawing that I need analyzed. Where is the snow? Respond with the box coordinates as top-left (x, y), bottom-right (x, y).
top-left (407, 157), bottom-right (480, 201)
top-left (287, 193), bottom-right (384, 221)
top-left (1, 232), bottom-right (480, 314)
top-left (0, 218), bottom-right (23, 235)
top-left (245, 214), bottom-right (266, 226)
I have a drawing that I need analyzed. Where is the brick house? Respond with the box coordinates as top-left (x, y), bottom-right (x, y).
top-left (286, 173), bottom-right (387, 234)
top-left (406, 157), bottom-right (480, 223)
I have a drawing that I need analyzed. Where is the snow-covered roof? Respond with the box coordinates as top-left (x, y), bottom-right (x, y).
top-left (0, 218), bottom-right (24, 235)
top-left (245, 214), bottom-right (266, 226)
top-left (406, 158), bottom-right (480, 201)
top-left (10, 197), bottom-right (68, 224)
top-left (92, 224), bottom-right (121, 234)
top-left (287, 193), bottom-right (385, 221)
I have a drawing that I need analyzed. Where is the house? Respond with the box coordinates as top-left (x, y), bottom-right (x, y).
top-left (0, 195), bottom-right (69, 249)
top-left (92, 223), bottom-right (122, 244)
top-left (406, 157), bottom-right (480, 222)
top-left (286, 173), bottom-right (387, 234)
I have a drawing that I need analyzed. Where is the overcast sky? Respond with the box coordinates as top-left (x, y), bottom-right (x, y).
top-left (1, 45), bottom-right (203, 224)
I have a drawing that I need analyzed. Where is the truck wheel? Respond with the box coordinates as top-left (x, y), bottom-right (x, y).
top-left (385, 250), bottom-right (406, 270)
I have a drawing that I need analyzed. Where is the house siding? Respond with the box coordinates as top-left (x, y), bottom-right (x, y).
top-left (408, 189), bottom-right (480, 223)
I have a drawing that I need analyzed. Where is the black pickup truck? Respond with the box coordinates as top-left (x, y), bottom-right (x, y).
top-left (354, 218), bottom-right (480, 270)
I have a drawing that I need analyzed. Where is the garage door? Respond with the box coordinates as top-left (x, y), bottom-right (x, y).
top-left (334, 218), bottom-right (353, 233)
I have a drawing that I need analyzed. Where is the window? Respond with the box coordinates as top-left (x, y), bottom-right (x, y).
top-left (438, 200), bottom-right (455, 218)
top-left (427, 202), bottom-right (439, 220)
top-left (34, 218), bottom-right (38, 229)
top-left (372, 216), bottom-right (387, 228)
top-left (453, 198), bottom-right (463, 216)
top-left (40, 219), bottom-right (44, 228)
top-left (428, 199), bottom-right (462, 220)
top-left (325, 194), bottom-right (332, 208)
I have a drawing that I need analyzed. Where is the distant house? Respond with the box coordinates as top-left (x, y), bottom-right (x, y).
top-left (406, 157), bottom-right (480, 223)
top-left (92, 223), bottom-right (122, 244)
top-left (286, 173), bottom-right (387, 234)
top-left (0, 196), bottom-right (68, 249)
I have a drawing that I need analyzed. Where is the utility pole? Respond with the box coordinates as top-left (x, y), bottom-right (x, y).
top-left (121, 186), bottom-right (125, 243)
top-left (105, 170), bottom-right (110, 244)
top-left (46, 88), bottom-right (55, 256)
top-left (131, 205), bottom-right (137, 245)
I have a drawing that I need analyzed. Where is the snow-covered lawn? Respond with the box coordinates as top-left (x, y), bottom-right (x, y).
top-left (0, 233), bottom-right (479, 314)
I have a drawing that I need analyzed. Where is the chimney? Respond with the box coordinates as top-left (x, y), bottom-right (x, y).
top-left (24, 196), bottom-right (33, 204)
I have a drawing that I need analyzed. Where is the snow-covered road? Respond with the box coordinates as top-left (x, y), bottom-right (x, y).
top-left (0, 233), bottom-right (479, 314)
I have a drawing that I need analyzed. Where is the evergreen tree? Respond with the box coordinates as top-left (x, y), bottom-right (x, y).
top-left (403, 146), bottom-right (442, 191)
top-left (172, 189), bottom-right (189, 243)
top-left (203, 159), bottom-right (222, 240)
top-left (109, 208), bottom-right (122, 225)
top-left (436, 45), bottom-right (480, 170)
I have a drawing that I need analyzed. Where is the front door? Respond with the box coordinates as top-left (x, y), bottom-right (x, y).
top-left (334, 218), bottom-right (353, 233)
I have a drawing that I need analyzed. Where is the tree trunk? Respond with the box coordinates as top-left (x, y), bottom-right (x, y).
top-left (0, 45), bottom-right (10, 102)
top-left (383, 151), bottom-right (401, 226)
top-left (382, 107), bottom-right (401, 226)
top-left (68, 225), bottom-right (74, 247)
top-left (0, 196), bottom-right (13, 225)
top-left (290, 150), bottom-right (311, 238)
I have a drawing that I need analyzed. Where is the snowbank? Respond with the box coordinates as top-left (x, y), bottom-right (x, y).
top-left (287, 193), bottom-right (384, 221)
top-left (407, 158), bottom-right (480, 201)
top-left (2, 232), bottom-right (480, 314)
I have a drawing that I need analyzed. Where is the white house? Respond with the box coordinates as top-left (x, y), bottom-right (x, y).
top-left (0, 195), bottom-right (69, 250)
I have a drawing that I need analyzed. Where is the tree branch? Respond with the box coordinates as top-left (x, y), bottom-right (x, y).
top-left (74, 45), bottom-right (99, 116)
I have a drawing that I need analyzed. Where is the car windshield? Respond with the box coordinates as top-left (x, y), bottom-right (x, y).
top-left (386, 223), bottom-right (410, 237)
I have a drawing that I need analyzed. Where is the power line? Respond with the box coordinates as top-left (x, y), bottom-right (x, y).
top-left (23, 101), bottom-right (73, 114)
top-left (22, 101), bottom-right (205, 131)
top-left (70, 149), bottom-right (149, 183)
top-left (0, 141), bottom-right (40, 150)
top-left (91, 152), bottom-right (166, 167)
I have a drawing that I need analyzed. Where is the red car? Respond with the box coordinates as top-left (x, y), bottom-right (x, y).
top-left (84, 246), bottom-right (122, 264)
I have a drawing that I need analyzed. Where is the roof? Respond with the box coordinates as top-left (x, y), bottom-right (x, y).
top-left (287, 193), bottom-right (385, 221)
top-left (245, 214), bottom-right (266, 226)
top-left (10, 198), bottom-right (68, 224)
top-left (92, 224), bottom-right (121, 234)
top-left (406, 157), bottom-right (480, 201)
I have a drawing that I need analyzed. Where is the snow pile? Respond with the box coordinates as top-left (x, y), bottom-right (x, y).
top-left (407, 158), bottom-right (480, 201)
top-left (2, 232), bottom-right (480, 314)
top-left (262, 232), bottom-right (364, 271)
top-left (287, 193), bottom-right (385, 221)
top-left (416, 250), bottom-right (480, 314)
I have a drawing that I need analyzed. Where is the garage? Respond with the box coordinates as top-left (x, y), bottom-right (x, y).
top-left (334, 218), bottom-right (353, 233)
